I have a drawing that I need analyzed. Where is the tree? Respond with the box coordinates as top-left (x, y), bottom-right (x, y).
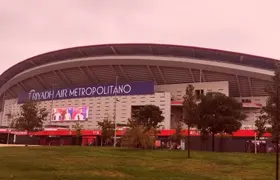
top-left (72, 121), bottom-right (83, 145)
top-left (263, 65), bottom-right (280, 141)
top-left (169, 120), bottom-right (184, 144)
top-left (132, 105), bottom-right (164, 132)
top-left (12, 100), bottom-right (48, 135)
top-left (121, 118), bottom-right (154, 149)
top-left (198, 92), bottom-right (246, 152)
top-left (121, 105), bottom-right (164, 149)
top-left (182, 85), bottom-right (199, 158)
top-left (254, 110), bottom-right (269, 140)
top-left (199, 128), bottom-right (209, 150)
top-left (262, 64), bottom-right (280, 180)
top-left (97, 117), bottom-right (114, 146)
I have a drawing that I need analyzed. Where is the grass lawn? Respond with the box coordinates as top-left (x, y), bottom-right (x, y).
top-left (0, 146), bottom-right (275, 180)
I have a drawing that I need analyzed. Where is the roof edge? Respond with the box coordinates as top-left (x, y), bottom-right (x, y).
top-left (2, 43), bottom-right (279, 77)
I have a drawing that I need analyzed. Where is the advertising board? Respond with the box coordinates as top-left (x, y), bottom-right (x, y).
top-left (18, 81), bottom-right (154, 104)
top-left (51, 106), bottom-right (89, 121)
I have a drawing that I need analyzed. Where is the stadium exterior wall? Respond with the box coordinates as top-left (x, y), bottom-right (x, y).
top-left (0, 43), bottom-right (276, 133)
top-left (0, 80), bottom-right (264, 131)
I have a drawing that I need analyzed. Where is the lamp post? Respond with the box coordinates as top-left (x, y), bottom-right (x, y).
top-left (276, 85), bottom-right (279, 180)
top-left (273, 85), bottom-right (279, 180)
top-left (113, 76), bottom-right (119, 147)
top-left (6, 122), bottom-right (10, 144)
top-left (6, 102), bottom-right (15, 144)
top-left (253, 125), bottom-right (257, 154)
top-left (1, 91), bottom-right (5, 125)
top-left (49, 84), bottom-right (56, 125)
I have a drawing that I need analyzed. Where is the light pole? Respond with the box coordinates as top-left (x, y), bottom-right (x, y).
top-left (6, 122), bottom-right (10, 144)
top-left (273, 86), bottom-right (280, 180)
top-left (253, 125), bottom-right (257, 154)
top-left (6, 102), bottom-right (16, 144)
top-left (49, 84), bottom-right (56, 125)
top-left (113, 76), bottom-right (119, 147)
top-left (253, 114), bottom-right (258, 154)
top-left (1, 91), bottom-right (5, 125)
top-left (276, 85), bottom-right (279, 180)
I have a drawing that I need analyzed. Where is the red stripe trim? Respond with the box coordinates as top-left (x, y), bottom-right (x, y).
top-left (0, 129), bottom-right (269, 137)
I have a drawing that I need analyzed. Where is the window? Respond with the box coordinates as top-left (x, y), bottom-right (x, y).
top-left (241, 99), bottom-right (251, 103)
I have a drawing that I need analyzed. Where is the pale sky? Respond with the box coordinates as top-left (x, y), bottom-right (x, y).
top-left (1, 0), bottom-right (280, 74)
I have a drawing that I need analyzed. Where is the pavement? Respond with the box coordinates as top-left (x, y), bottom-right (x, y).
top-left (0, 144), bottom-right (40, 147)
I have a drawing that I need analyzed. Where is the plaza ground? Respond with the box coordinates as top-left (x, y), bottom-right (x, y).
top-left (0, 146), bottom-right (275, 180)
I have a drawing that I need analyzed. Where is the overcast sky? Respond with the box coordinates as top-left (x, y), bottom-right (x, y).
top-left (1, 0), bottom-right (280, 74)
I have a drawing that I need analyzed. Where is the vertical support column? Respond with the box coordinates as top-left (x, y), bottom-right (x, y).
top-left (236, 75), bottom-right (242, 97)
top-left (248, 77), bottom-right (254, 97)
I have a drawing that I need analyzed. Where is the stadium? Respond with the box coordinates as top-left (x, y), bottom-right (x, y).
top-left (0, 43), bottom-right (276, 149)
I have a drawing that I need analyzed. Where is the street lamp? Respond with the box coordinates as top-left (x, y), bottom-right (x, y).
top-left (113, 76), bottom-right (119, 147)
top-left (253, 124), bottom-right (257, 154)
top-left (49, 84), bottom-right (56, 125)
top-left (6, 123), bottom-right (10, 144)
top-left (272, 100), bottom-right (279, 180)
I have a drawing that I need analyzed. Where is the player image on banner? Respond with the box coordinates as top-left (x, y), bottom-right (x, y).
top-left (52, 108), bottom-right (62, 121)
top-left (51, 106), bottom-right (88, 121)
top-left (71, 107), bottom-right (88, 120)
top-left (64, 108), bottom-right (72, 120)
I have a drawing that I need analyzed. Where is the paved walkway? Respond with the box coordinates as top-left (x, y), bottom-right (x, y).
top-left (0, 144), bottom-right (40, 147)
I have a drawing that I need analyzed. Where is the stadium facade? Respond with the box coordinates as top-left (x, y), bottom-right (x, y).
top-left (0, 43), bottom-right (277, 134)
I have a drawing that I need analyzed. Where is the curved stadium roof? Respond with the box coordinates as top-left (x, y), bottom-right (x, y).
top-left (1, 43), bottom-right (279, 86)
top-left (0, 43), bottom-right (278, 100)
